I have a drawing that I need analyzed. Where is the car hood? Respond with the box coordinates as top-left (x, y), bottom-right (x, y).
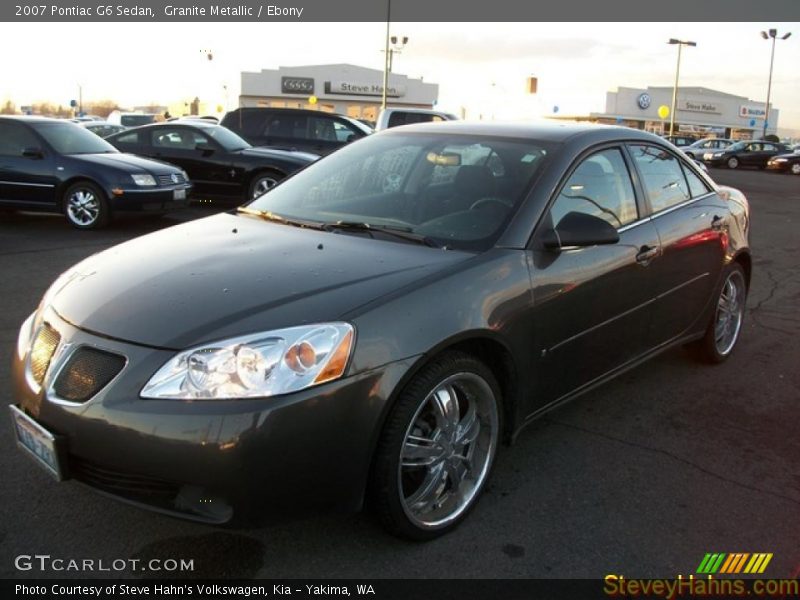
top-left (71, 152), bottom-right (180, 175)
top-left (50, 212), bottom-right (471, 349)
top-left (771, 152), bottom-right (799, 160)
top-left (236, 146), bottom-right (319, 164)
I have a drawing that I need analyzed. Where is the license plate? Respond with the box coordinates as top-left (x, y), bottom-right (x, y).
top-left (174, 188), bottom-right (186, 200)
top-left (9, 405), bottom-right (64, 480)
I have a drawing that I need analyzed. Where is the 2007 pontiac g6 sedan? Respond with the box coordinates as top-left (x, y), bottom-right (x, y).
top-left (11, 122), bottom-right (751, 540)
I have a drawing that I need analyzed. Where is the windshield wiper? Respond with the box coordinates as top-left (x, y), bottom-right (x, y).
top-left (237, 207), bottom-right (323, 229)
top-left (322, 221), bottom-right (441, 248)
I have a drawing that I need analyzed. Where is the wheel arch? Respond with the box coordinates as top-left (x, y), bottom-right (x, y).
top-left (56, 176), bottom-right (109, 211)
top-left (732, 250), bottom-right (752, 290)
top-left (363, 329), bottom-right (522, 506)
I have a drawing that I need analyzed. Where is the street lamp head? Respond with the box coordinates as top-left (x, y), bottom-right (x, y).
top-left (781, 32), bottom-right (792, 40)
top-left (760, 31), bottom-right (769, 39)
top-left (668, 38), bottom-right (679, 44)
top-left (769, 28), bottom-right (777, 38)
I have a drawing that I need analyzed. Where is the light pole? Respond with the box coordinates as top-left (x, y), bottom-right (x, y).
top-left (667, 38), bottom-right (696, 138)
top-left (760, 28), bottom-right (791, 139)
top-left (381, 0), bottom-right (391, 111)
top-left (388, 35), bottom-right (408, 72)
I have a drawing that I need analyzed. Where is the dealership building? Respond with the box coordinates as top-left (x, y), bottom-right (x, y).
top-left (239, 64), bottom-right (439, 123)
top-left (584, 86), bottom-right (779, 139)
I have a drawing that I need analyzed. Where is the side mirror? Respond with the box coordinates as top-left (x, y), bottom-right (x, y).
top-left (22, 147), bottom-right (44, 159)
top-left (346, 134), bottom-right (357, 143)
top-left (541, 211), bottom-right (620, 249)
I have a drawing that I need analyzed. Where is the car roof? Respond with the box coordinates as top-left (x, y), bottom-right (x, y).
top-left (381, 120), bottom-right (668, 144)
top-left (118, 120), bottom-right (221, 131)
top-left (0, 115), bottom-right (63, 125)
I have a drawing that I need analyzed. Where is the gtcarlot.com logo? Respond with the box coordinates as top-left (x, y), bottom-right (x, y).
top-left (15, 554), bottom-right (195, 573)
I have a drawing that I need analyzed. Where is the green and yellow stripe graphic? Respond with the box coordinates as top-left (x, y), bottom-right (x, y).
top-left (696, 553), bottom-right (773, 574)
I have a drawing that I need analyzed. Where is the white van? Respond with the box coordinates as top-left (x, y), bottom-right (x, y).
top-left (107, 111), bottom-right (158, 128)
top-left (375, 108), bottom-right (458, 131)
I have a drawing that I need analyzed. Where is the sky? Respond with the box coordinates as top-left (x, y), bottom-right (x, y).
top-left (1, 22), bottom-right (798, 133)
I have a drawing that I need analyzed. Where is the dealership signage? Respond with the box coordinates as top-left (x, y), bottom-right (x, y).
top-left (739, 104), bottom-right (766, 119)
top-left (325, 81), bottom-right (406, 97)
top-left (281, 77), bottom-right (315, 94)
top-left (679, 100), bottom-right (720, 114)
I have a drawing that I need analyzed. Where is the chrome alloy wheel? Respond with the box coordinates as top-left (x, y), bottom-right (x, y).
top-left (714, 270), bottom-right (746, 356)
top-left (398, 372), bottom-right (498, 529)
top-left (66, 188), bottom-right (100, 226)
top-left (251, 175), bottom-right (279, 199)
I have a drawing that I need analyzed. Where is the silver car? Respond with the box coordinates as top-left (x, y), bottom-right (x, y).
top-left (683, 137), bottom-right (734, 159)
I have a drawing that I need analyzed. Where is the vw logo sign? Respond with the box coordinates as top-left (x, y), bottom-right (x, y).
top-left (171, 173), bottom-right (179, 184)
top-left (637, 93), bottom-right (652, 110)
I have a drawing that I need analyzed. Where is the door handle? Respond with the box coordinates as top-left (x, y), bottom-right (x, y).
top-left (636, 245), bottom-right (660, 266)
top-left (711, 215), bottom-right (724, 231)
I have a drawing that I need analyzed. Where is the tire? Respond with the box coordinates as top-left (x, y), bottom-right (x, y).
top-left (727, 156), bottom-right (739, 169)
top-left (791, 163), bottom-right (800, 175)
top-left (691, 264), bottom-right (747, 364)
top-left (247, 170), bottom-right (283, 201)
top-left (369, 351), bottom-right (501, 541)
top-left (63, 181), bottom-right (110, 229)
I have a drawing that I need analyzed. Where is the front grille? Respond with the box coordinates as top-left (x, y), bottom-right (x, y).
top-left (70, 456), bottom-right (180, 500)
top-left (157, 173), bottom-right (185, 186)
top-left (52, 347), bottom-right (125, 402)
top-left (29, 323), bottom-right (61, 385)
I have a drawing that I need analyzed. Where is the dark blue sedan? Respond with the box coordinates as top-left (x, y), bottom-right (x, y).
top-left (0, 116), bottom-right (192, 229)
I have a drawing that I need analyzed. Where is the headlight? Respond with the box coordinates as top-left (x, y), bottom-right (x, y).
top-left (773, 158), bottom-right (787, 162)
top-left (131, 174), bottom-right (157, 186)
top-left (141, 323), bottom-right (355, 400)
top-left (181, 170), bottom-right (189, 182)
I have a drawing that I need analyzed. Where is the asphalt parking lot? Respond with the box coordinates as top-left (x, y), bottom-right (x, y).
top-left (1, 168), bottom-right (798, 580)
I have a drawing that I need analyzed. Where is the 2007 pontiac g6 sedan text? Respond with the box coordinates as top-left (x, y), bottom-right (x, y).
top-left (11, 122), bottom-right (751, 540)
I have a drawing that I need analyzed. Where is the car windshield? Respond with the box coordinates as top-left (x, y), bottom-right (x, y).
top-left (34, 122), bottom-right (118, 154)
top-left (206, 126), bottom-right (251, 151)
top-left (244, 132), bottom-right (554, 252)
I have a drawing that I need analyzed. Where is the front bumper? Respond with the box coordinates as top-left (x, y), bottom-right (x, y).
top-left (108, 184), bottom-right (192, 213)
top-left (11, 308), bottom-right (414, 523)
top-left (766, 161), bottom-right (790, 172)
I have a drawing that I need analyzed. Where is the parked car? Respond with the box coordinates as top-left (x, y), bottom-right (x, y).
top-left (0, 116), bottom-right (191, 229)
top-left (375, 107), bottom-right (459, 130)
top-left (221, 107), bottom-right (372, 155)
top-left (10, 123), bottom-right (750, 540)
top-left (107, 111), bottom-right (158, 128)
top-left (663, 134), bottom-right (697, 147)
top-left (766, 151), bottom-right (800, 175)
top-left (80, 121), bottom-right (127, 138)
top-left (703, 140), bottom-right (790, 169)
top-left (682, 137), bottom-right (734, 159)
top-left (106, 121), bottom-right (318, 202)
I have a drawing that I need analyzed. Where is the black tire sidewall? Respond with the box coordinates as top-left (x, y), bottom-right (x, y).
top-left (369, 351), bottom-right (502, 541)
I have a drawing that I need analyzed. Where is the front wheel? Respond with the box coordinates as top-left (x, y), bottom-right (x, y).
top-left (369, 352), bottom-right (501, 540)
top-left (247, 170), bottom-right (283, 200)
top-left (790, 163), bottom-right (800, 175)
top-left (727, 156), bottom-right (739, 169)
top-left (63, 181), bottom-right (110, 229)
top-left (692, 264), bottom-right (747, 363)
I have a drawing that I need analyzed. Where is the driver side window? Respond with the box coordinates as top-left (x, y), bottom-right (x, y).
top-left (549, 148), bottom-right (638, 229)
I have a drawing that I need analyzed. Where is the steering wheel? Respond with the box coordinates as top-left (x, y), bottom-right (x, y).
top-left (469, 197), bottom-right (513, 211)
